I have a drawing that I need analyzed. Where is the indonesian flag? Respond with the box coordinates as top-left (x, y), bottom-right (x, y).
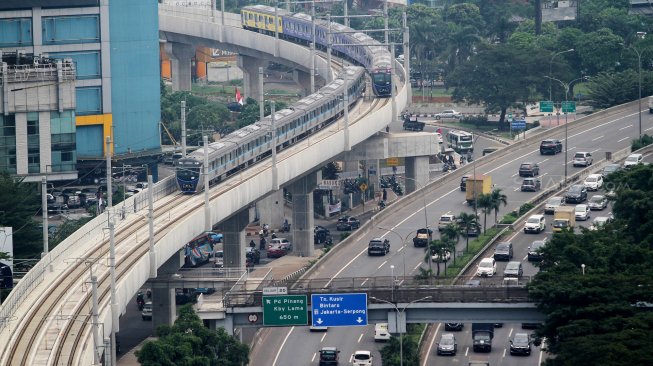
top-left (236, 88), bottom-right (244, 105)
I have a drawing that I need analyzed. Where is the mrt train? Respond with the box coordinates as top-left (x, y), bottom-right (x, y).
top-left (241, 5), bottom-right (393, 97)
top-left (176, 66), bottom-right (367, 194)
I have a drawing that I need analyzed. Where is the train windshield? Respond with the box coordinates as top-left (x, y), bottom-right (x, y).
top-left (373, 73), bottom-right (391, 84)
top-left (177, 167), bottom-right (200, 181)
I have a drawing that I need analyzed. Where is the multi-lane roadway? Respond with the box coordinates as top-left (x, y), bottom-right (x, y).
top-left (248, 102), bottom-right (651, 366)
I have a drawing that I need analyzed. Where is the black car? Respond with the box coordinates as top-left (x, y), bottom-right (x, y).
top-left (564, 184), bottom-right (588, 203)
top-left (494, 242), bottom-right (513, 261)
top-left (460, 175), bottom-right (470, 191)
top-left (245, 247), bottom-right (260, 264)
top-left (314, 226), bottom-right (330, 244)
top-left (539, 139), bottom-right (563, 155)
top-left (528, 239), bottom-right (547, 261)
top-left (336, 216), bottom-right (360, 231)
top-left (518, 162), bottom-right (539, 177)
top-left (601, 163), bottom-right (621, 177)
top-left (509, 333), bottom-right (532, 356)
top-left (520, 178), bottom-right (541, 192)
top-left (367, 238), bottom-right (390, 256)
top-left (444, 323), bottom-right (464, 331)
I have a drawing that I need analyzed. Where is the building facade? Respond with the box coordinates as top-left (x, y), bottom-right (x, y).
top-left (0, 0), bottom-right (161, 182)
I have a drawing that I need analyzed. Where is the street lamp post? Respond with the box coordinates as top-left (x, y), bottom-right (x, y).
top-left (400, 176), bottom-right (429, 229)
top-left (628, 46), bottom-right (643, 138)
top-left (390, 264), bottom-right (395, 302)
top-left (545, 75), bottom-right (588, 183)
top-left (549, 49), bottom-right (575, 102)
top-left (379, 227), bottom-right (417, 279)
top-left (370, 296), bottom-right (432, 366)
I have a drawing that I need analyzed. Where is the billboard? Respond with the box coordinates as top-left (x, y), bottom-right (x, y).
top-left (0, 227), bottom-right (13, 289)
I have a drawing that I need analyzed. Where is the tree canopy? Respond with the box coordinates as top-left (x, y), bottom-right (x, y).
top-left (0, 173), bottom-right (41, 258)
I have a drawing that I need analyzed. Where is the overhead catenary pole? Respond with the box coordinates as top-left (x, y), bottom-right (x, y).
top-left (384, 0), bottom-right (389, 52)
top-left (90, 272), bottom-right (100, 365)
top-left (344, 69), bottom-right (350, 151)
top-left (326, 14), bottom-right (332, 82)
top-left (310, 2), bottom-right (316, 93)
top-left (108, 214), bottom-right (118, 366)
top-left (275, 5), bottom-right (280, 57)
top-left (271, 101), bottom-right (279, 189)
top-left (403, 12), bottom-right (411, 103)
top-left (391, 42), bottom-right (397, 124)
top-left (344, 0), bottom-right (349, 27)
top-left (147, 174), bottom-right (157, 278)
top-left (105, 136), bottom-right (113, 211)
top-left (181, 101), bottom-right (187, 157)
top-left (41, 176), bottom-right (48, 257)
top-left (203, 135), bottom-right (211, 231)
top-left (259, 67), bottom-right (264, 122)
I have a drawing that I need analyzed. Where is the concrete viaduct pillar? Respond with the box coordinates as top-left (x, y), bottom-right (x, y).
top-left (151, 252), bottom-right (184, 329)
top-left (257, 190), bottom-right (285, 232)
top-left (293, 69), bottom-right (312, 97)
top-left (166, 42), bottom-right (194, 91)
top-left (404, 156), bottom-right (430, 194)
top-left (287, 171), bottom-right (321, 257)
top-left (222, 209), bottom-right (253, 268)
top-left (238, 55), bottom-right (267, 100)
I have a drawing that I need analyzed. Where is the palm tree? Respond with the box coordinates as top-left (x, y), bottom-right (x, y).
top-left (477, 193), bottom-right (493, 233)
top-left (490, 188), bottom-right (508, 227)
top-left (457, 212), bottom-right (480, 252)
top-left (440, 223), bottom-right (460, 265)
top-left (425, 239), bottom-right (448, 277)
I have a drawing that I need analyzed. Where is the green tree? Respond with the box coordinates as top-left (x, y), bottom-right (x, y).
top-left (476, 193), bottom-right (493, 233)
top-left (379, 332), bottom-right (420, 366)
top-left (425, 239), bottom-right (449, 276)
top-left (0, 173), bottom-right (41, 258)
top-left (50, 217), bottom-right (93, 247)
top-left (136, 304), bottom-right (249, 365)
top-left (576, 28), bottom-right (624, 75)
top-left (489, 188), bottom-right (508, 227)
top-left (440, 223), bottom-right (460, 265)
top-left (457, 212), bottom-right (480, 252)
top-left (605, 164), bottom-right (653, 245)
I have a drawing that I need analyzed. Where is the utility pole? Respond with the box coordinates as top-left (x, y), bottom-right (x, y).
top-left (259, 66), bottom-right (265, 122)
top-left (271, 101), bottom-right (279, 190)
top-left (181, 101), bottom-right (187, 157)
top-left (105, 136), bottom-right (112, 211)
top-left (41, 176), bottom-right (48, 258)
top-left (108, 214), bottom-right (117, 366)
top-left (203, 135), bottom-right (211, 231)
top-left (147, 174), bottom-right (157, 278)
top-left (344, 69), bottom-right (350, 151)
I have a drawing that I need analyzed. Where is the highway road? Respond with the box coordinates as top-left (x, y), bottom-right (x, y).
top-left (248, 102), bottom-right (652, 366)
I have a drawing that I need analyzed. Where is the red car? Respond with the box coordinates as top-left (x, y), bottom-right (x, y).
top-left (267, 245), bottom-right (288, 258)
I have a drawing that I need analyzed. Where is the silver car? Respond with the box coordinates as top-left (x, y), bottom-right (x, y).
top-left (588, 195), bottom-right (608, 210)
top-left (437, 333), bottom-right (458, 355)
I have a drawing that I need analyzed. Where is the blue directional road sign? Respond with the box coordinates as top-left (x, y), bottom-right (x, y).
top-left (311, 293), bottom-right (368, 327)
top-left (511, 119), bottom-right (526, 130)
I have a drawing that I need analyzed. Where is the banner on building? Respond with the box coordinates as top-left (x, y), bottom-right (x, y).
top-left (328, 201), bottom-right (342, 214)
top-left (0, 227), bottom-right (14, 289)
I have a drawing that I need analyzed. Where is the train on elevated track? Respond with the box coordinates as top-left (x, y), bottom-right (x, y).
top-left (176, 66), bottom-right (366, 194)
top-left (241, 4), bottom-right (393, 97)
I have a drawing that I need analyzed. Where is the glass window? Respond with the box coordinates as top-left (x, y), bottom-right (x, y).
top-left (48, 51), bottom-right (101, 79)
top-left (0, 18), bottom-right (32, 47)
top-left (50, 111), bottom-right (76, 172)
top-left (76, 87), bottom-right (102, 115)
top-left (42, 15), bottom-right (100, 45)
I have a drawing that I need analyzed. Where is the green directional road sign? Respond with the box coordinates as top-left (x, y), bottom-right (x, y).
top-left (540, 101), bottom-right (554, 113)
top-left (508, 112), bottom-right (513, 122)
top-left (263, 295), bottom-right (308, 326)
top-left (561, 101), bottom-right (576, 113)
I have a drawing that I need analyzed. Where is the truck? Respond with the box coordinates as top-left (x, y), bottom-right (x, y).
top-left (472, 323), bottom-right (494, 352)
top-left (553, 206), bottom-right (576, 233)
top-left (402, 114), bottom-right (425, 131)
top-left (465, 175), bottom-right (492, 205)
top-left (468, 355), bottom-right (490, 366)
top-left (412, 228), bottom-right (433, 247)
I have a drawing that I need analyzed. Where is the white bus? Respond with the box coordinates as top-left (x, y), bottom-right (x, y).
top-left (446, 130), bottom-right (474, 153)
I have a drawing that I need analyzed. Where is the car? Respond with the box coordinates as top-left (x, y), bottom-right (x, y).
top-left (572, 151), bottom-right (593, 167)
top-left (314, 226), bottom-right (330, 244)
top-left (438, 214), bottom-right (457, 231)
top-left (436, 333), bottom-right (458, 356)
top-left (141, 301), bottom-right (153, 320)
top-left (476, 257), bottom-right (497, 277)
top-left (602, 163), bottom-right (622, 177)
top-left (431, 248), bottom-right (451, 262)
top-left (374, 323), bottom-right (391, 341)
top-left (444, 323), bottom-right (464, 331)
top-left (493, 242), bottom-right (513, 261)
top-left (588, 195), bottom-right (608, 210)
top-left (413, 228), bottom-right (433, 247)
top-left (589, 215), bottom-right (614, 231)
top-left (350, 350), bottom-right (373, 366)
top-left (47, 202), bottom-right (69, 213)
top-left (583, 174), bottom-right (603, 191)
top-left (518, 162), bottom-right (540, 177)
top-left (310, 324), bottom-right (328, 332)
top-left (565, 184), bottom-right (587, 203)
top-left (213, 250), bottom-right (224, 268)
top-left (204, 231), bottom-right (223, 244)
top-left (266, 245), bottom-right (288, 259)
top-left (246, 247), bottom-right (261, 264)
top-left (504, 261), bottom-right (523, 278)
top-left (624, 153), bottom-right (643, 167)
top-left (524, 214), bottom-right (546, 233)
top-left (544, 196), bottom-right (565, 214)
top-left (460, 175), bottom-right (470, 191)
top-left (368, 238), bottom-right (390, 256)
top-left (574, 204), bottom-right (591, 221)
top-left (521, 177), bottom-right (541, 192)
top-left (336, 216), bottom-right (360, 231)
top-left (539, 139), bottom-right (563, 155)
top-left (482, 147), bottom-right (500, 156)
top-left (457, 217), bottom-right (481, 237)
top-left (318, 346), bottom-right (339, 366)
top-left (509, 332), bottom-right (532, 356)
top-left (528, 239), bottom-right (547, 261)
top-left (269, 237), bottom-right (292, 251)
top-left (434, 109), bottom-right (462, 119)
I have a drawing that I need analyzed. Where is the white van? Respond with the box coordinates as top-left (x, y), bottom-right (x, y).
top-left (374, 323), bottom-right (390, 341)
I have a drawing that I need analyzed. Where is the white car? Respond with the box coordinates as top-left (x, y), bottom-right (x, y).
top-left (583, 174), bottom-right (603, 191)
top-left (476, 257), bottom-right (497, 277)
top-left (589, 216), bottom-right (613, 231)
top-left (623, 153), bottom-right (643, 167)
top-left (350, 350), bottom-right (373, 365)
top-left (524, 214), bottom-right (546, 234)
top-left (572, 151), bottom-right (593, 167)
top-left (438, 214), bottom-right (457, 231)
top-left (434, 110), bottom-right (462, 120)
top-left (574, 204), bottom-right (591, 221)
top-left (374, 323), bottom-right (391, 342)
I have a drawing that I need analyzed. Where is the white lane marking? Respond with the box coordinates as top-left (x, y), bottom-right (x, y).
top-left (414, 262), bottom-right (422, 271)
top-left (511, 173), bottom-right (518, 177)
top-left (422, 323), bottom-right (442, 366)
top-left (522, 255), bottom-right (528, 261)
top-left (361, 278), bottom-right (368, 286)
top-left (321, 333), bottom-right (327, 342)
top-left (619, 124), bottom-right (633, 130)
top-left (325, 187), bottom-right (458, 287)
top-left (376, 260), bottom-right (388, 270)
top-left (357, 333), bottom-right (364, 343)
top-left (592, 135), bottom-right (604, 141)
top-left (590, 148), bottom-right (601, 153)
top-left (618, 137), bottom-right (629, 142)
top-left (502, 348), bottom-right (507, 358)
top-left (509, 328), bottom-right (514, 337)
top-left (272, 326), bottom-right (294, 366)
top-left (312, 353), bottom-right (316, 363)
top-left (398, 245), bottom-right (405, 253)
top-left (538, 158), bottom-right (550, 164)
top-left (539, 338), bottom-right (547, 365)
top-left (646, 126), bottom-right (653, 132)
top-left (465, 347), bottom-right (469, 356)
top-left (514, 187), bottom-right (520, 192)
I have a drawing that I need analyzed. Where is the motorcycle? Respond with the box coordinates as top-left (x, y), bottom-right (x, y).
top-left (281, 221), bottom-right (291, 232)
top-left (378, 200), bottom-right (386, 210)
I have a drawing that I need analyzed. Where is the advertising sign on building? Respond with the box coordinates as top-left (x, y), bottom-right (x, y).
top-left (0, 227), bottom-right (14, 289)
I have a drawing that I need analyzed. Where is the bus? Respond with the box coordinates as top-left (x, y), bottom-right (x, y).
top-left (446, 130), bottom-right (474, 153)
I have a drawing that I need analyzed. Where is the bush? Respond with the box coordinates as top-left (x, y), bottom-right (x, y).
top-left (519, 202), bottom-right (534, 216)
top-left (532, 120), bottom-right (540, 128)
top-left (500, 213), bottom-right (518, 224)
top-left (631, 134), bottom-right (653, 151)
top-left (340, 232), bottom-right (350, 241)
top-left (461, 115), bottom-right (488, 127)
